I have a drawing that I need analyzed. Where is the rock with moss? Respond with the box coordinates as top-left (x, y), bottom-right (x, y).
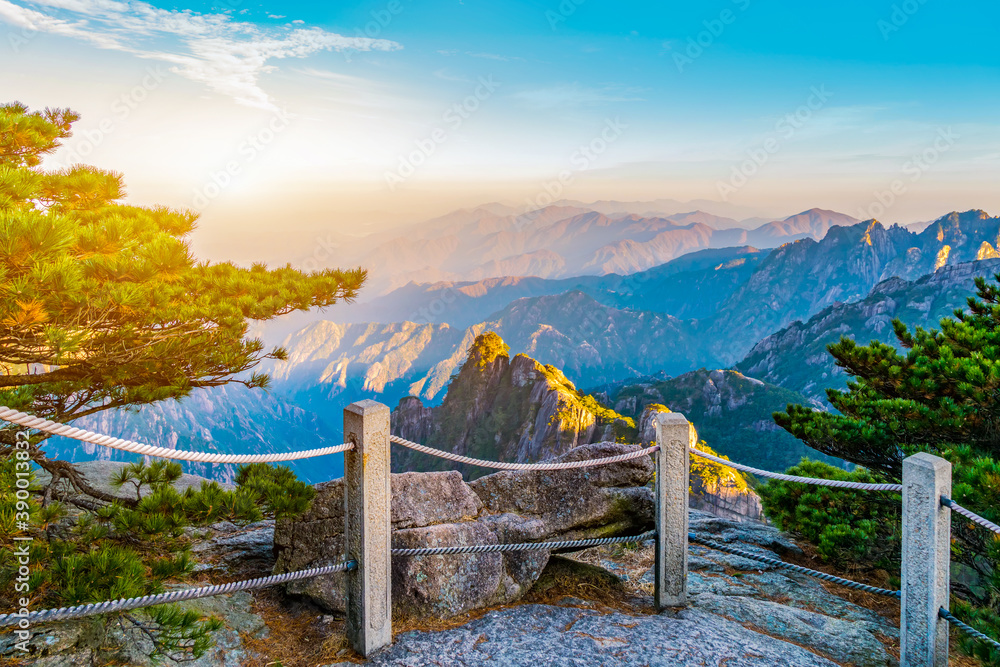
top-left (637, 403), bottom-right (764, 522)
top-left (391, 332), bottom-right (636, 478)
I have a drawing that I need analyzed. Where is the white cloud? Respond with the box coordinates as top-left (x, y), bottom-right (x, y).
top-left (0, 0), bottom-right (402, 110)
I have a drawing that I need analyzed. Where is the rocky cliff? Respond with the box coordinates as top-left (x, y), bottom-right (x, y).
top-left (736, 257), bottom-right (1000, 405)
top-left (390, 332), bottom-right (633, 476)
top-left (598, 369), bottom-right (843, 473)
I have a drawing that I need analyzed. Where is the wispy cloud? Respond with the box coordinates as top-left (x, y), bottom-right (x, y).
top-left (436, 49), bottom-right (523, 63)
top-left (433, 67), bottom-right (472, 83)
top-left (466, 51), bottom-right (523, 62)
top-left (512, 83), bottom-right (645, 109)
top-left (0, 0), bottom-right (402, 110)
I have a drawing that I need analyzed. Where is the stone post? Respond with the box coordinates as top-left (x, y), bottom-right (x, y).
top-left (344, 400), bottom-right (392, 657)
top-left (654, 412), bottom-right (694, 609)
top-left (901, 452), bottom-right (952, 667)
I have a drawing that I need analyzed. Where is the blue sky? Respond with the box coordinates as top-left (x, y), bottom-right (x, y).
top-left (1, 0), bottom-right (998, 264)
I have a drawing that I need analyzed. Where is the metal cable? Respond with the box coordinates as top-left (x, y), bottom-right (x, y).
top-left (940, 608), bottom-right (1000, 653)
top-left (689, 533), bottom-right (901, 598)
top-left (392, 530), bottom-right (657, 556)
top-left (689, 448), bottom-right (903, 492)
top-left (942, 497), bottom-right (1000, 536)
top-left (390, 435), bottom-right (658, 471)
top-left (0, 561), bottom-right (356, 627)
top-left (0, 407), bottom-right (354, 463)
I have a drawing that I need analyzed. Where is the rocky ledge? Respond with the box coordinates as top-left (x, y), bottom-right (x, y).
top-left (325, 510), bottom-right (898, 667)
top-left (9, 458), bottom-right (900, 666)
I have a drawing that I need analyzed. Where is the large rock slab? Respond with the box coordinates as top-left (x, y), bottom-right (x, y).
top-left (392, 521), bottom-right (547, 617)
top-left (469, 442), bottom-right (655, 540)
top-left (324, 603), bottom-right (841, 666)
top-left (567, 509), bottom-right (897, 667)
top-left (274, 444), bottom-right (654, 618)
top-left (693, 594), bottom-right (892, 667)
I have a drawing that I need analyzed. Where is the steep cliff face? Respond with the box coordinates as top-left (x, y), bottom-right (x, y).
top-left (736, 258), bottom-right (1000, 405)
top-left (882, 209), bottom-right (1000, 280)
top-left (390, 332), bottom-right (631, 476)
top-left (705, 220), bottom-right (915, 362)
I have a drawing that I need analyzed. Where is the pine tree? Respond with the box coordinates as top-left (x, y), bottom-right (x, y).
top-left (0, 101), bottom-right (360, 661)
top-left (770, 274), bottom-right (1000, 663)
top-left (0, 101), bottom-right (365, 499)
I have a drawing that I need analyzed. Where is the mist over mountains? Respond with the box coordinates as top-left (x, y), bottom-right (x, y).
top-left (49, 203), bottom-right (1000, 482)
top-left (340, 204), bottom-right (859, 296)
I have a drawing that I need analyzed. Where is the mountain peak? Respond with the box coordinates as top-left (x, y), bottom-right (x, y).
top-left (465, 331), bottom-right (510, 369)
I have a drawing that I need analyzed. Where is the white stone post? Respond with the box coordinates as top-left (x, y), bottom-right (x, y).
top-left (654, 412), bottom-right (694, 609)
top-left (901, 452), bottom-right (952, 667)
top-left (344, 400), bottom-right (392, 657)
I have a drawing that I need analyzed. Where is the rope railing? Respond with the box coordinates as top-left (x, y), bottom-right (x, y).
top-left (942, 496), bottom-right (1000, 536)
top-left (393, 530), bottom-right (656, 556)
top-left (940, 608), bottom-right (1000, 653)
top-left (689, 533), bottom-right (901, 598)
top-left (390, 434), bottom-right (658, 471)
top-left (689, 447), bottom-right (904, 492)
top-left (0, 560), bottom-right (356, 627)
top-left (0, 407), bottom-right (354, 463)
top-left (7, 401), bottom-right (1000, 660)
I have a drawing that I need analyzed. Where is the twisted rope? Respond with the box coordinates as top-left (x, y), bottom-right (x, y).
top-left (0, 407), bottom-right (353, 463)
top-left (689, 533), bottom-right (901, 598)
top-left (390, 435), bottom-right (658, 471)
top-left (689, 448), bottom-right (903, 492)
top-left (940, 608), bottom-right (1000, 652)
top-left (392, 530), bottom-right (656, 556)
top-left (942, 497), bottom-right (1000, 536)
top-left (0, 561), bottom-right (356, 627)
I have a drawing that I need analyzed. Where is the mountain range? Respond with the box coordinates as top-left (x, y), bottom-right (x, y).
top-left (47, 206), bottom-right (1000, 483)
top-left (335, 205), bottom-right (860, 296)
top-left (736, 257), bottom-right (1000, 406)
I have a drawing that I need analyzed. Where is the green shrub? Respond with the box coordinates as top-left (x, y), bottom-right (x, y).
top-left (758, 459), bottom-right (901, 569)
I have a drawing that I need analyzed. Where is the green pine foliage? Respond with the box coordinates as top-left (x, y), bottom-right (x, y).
top-left (0, 101), bottom-right (360, 661)
top-left (235, 462), bottom-right (316, 519)
top-left (467, 331), bottom-right (510, 369)
top-left (758, 460), bottom-right (901, 567)
top-left (0, 100), bottom-right (364, 427)
top-left (0, 458), bottom-right (315, 661)
top-left (767, 273), bottom-right (1000, 663)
